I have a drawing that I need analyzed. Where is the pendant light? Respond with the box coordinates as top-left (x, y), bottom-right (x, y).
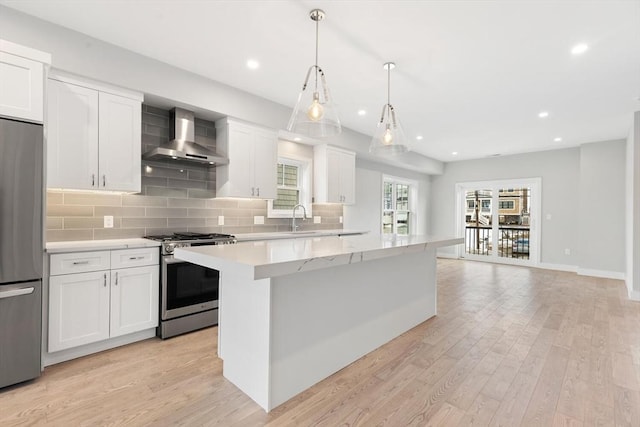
top-left (369, 62), bottom-right (409, 155)
top-left (287, 9), bottom-right (341, 138)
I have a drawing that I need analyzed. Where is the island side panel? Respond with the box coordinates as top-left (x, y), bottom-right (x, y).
top-left (268, 248), bottom-right (437, 410)
top-left (219, 274), bottom-right (272, 410)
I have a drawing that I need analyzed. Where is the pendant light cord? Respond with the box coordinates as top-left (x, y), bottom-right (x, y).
top-left (314, 13), bottom-right (319, 91)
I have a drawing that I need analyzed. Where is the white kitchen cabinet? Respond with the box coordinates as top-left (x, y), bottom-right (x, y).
top-left (48, 247), bottom-right (158, 353)
top-left (110, 265), bottom-right (159, 338)
top-left (0, 40), bottom-right (50, 123)
top-left (49, 270), bottom-right (110, 352)
top-left (215, 118), bottom-right (277, 199)
top-left (314, 144), bottom-right (356, 204)
top-left (47, 73), bottom-right (142, 192)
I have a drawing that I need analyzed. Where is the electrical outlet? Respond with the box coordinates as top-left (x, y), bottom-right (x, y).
top-left (218, 215), bottom-right (224, 226)
top-left (339, 216), bottom-right (343, 224)
top-left (313, 216), bottom-right (321, 224)
top-left (103, 216), bottom-right (114, 228)
top-left (546, 214), bottom-right (552, 220)
top-left (254, 215), bottom-right (264, 225)
top-left (564, 248), bottom-right (571, 255)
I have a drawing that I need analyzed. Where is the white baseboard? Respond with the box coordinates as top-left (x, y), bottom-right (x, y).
top-left (43, 328), bottom-right (157, 367)
top-left (576, 268), bottom-right (625, 280)
top-left (436, 253), bottom-right (459, 260)
top-left (536, 262), bottom-right (577, 273)
top-left (628, 286), bottom-right (640, 301)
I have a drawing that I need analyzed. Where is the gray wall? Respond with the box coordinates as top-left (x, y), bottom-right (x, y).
top-left (578, 140), bottom-right (627, 274)
top-left (344, 159), bottom-right (431, 235)
top-left (430, 142), bottom-right (627, 275)
top-left (627, 112), bottom-right (640, 298)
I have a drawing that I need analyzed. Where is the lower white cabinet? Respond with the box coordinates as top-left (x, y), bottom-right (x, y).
top-left (48, 248), bottom-right (159, 352)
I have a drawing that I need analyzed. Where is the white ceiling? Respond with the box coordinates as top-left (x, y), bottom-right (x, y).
top-left (3, 0), bottom-right (640, 162)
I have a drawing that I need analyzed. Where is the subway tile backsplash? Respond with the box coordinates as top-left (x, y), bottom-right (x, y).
top-left (46, 105), bottom-right (343, 242)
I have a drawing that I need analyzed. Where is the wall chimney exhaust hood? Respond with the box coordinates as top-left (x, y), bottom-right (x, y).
top-left (142, 108), bottom-right (228, 165)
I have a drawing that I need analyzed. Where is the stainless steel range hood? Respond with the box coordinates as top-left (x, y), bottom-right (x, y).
top-left (142, 108), bottom-right (228, 165)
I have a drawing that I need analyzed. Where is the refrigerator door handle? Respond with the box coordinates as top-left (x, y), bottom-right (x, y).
top-left (0, 287), bottom-right (35, 299)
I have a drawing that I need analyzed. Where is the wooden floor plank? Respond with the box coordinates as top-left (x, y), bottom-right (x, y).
top-left (0, 259), bottom-right (636, 426)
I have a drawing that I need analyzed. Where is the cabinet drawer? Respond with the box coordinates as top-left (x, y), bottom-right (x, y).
top-left (50, 251), bottom-right (110, 276)
top-left (111, 247), bottom-right (159, 269)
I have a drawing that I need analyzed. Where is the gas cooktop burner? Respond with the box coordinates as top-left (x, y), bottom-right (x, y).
top-left (144, 232), bottom-right (235, 242)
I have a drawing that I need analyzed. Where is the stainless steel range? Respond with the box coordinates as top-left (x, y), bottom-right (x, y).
top-left (144, 232), bottom-right (236, 339)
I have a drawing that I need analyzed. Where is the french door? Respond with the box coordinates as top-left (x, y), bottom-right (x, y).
top-left (456, 178), bottom-right (541, 266)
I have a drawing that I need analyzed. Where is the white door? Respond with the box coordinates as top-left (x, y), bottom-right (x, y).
top-left (98, 92), bottom-right (141, 192)
top-left (47, 79), bottom-right (99, 190)
top-left (48, 271), bottom-right (110, 352)
top-left (110, 266), bottom-right (159, 338)
top-left (457, 178), bottom-right (541, 266)
top-left (252, 128), bottom-right (277, 199)
top-left (325, 148), bottom-right (342, 203)
top-left (338, 150), bottom-right (356, 204)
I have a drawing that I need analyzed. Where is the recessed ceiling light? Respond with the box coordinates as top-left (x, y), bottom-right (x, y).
top-left (416, 135), bottom-right (423, 140)
top-left (246, 59), bottom-right (260, 70)
top-left (452, 151), bottom-right (458, 155)
top-left (357, 109), bottom-right (366, 116)
top-left (538, 111), bottom-right (549, 118)
top-left (554, 137), bottom-right (562, 142)
top-left (571, 43), bottom-right (589, 55)
top-left (293, 137), bottom-right (301, 142)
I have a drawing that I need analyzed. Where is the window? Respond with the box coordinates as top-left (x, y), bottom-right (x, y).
top-left (481, 200), bottom-right (491, 212)
top-left (268, 156), bottom-right (312, 218)
top-left (467, 200), bottom-right (475, 209)
top-left (273, 163), bottom-right (301, 210)
top-left (382, 178), bottom-right (413, 235)
top-left (499, 200), bottom-right (515, 210)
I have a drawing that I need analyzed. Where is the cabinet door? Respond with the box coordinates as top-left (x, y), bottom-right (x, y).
top-left (47, 79), bottom-right (99, 190)
top-left (220, 123), bottom-right (254, 198)
top-left (339, 150), bottom-right (356, 205)
top-left (110, 265), bottom-right (159, 338)
top-left (325, 148), bottom-right (343, 203)
top-left (98, 92), bottom-right (141, 192)
top-left (252, 128), bottom-right (277, 199)
top-left (48, 271), bottom-right (110, 352)
top-left (0, 52), bottom-right (44, 123)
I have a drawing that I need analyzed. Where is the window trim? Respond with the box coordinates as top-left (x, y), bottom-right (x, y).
top-left (267, 154), bottom-right (313, 218)
top-left (381, 175), bottom-right (417, 235)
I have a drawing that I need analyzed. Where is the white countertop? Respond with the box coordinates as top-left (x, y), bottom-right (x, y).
top-left (175, 234), bottom-right (463, 279)
top-left (46, 238), bottom-right (161, 253)
top-left (233, 229), bottom-right (367, 242)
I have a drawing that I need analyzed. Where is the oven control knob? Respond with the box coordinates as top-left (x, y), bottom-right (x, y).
top-left (164, 243), bottom-right (174, 254)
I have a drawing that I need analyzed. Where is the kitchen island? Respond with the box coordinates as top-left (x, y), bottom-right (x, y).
top-left (174, 234), bottom-right (463, 412)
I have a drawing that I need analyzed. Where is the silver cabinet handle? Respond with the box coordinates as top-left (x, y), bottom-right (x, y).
top-left (115, 272), bottom-right (118, 285)
top-left (103, 175), bottom-right (106, 187)
top-left (128, 256), bottom-right (144, 260)
top-left (251, 187), bottom-right (255, 196)
top-left (103, 273), bottom-right (107, 287)
top-left (0, 287), bottom-right (34, 299)
top-left (257, 187), bottom-right (260, 197)
top-left (92, 174), bottom-right (95, 187)
top-left (72, 260), bottom-right (89, 265)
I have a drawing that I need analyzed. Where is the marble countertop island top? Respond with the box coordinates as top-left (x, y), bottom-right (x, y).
top-left (174, 234), bottom-right (463, 279)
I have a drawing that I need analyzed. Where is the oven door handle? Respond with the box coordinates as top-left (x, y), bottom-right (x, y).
top-left (163, 256), bottom-right (186, 265)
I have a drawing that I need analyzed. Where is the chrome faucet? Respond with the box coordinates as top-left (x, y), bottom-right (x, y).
top-left (292, 204), bottom-right (307, 232)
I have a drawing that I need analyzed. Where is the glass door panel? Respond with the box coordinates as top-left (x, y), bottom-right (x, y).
top-left (465, 189), bottom-right (493, 256)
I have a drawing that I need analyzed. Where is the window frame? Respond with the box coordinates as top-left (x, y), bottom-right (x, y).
top-left (381, 175), bottom-right (417, 236)
top-left (267, 155), bottom-right (312, 218)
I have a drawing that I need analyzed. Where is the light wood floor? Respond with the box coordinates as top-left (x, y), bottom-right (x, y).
top-left (2, 259), bottom-right (639, 426)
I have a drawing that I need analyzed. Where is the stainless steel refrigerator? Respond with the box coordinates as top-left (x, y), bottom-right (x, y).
top-left (0, 117), bottom-right (43, 388)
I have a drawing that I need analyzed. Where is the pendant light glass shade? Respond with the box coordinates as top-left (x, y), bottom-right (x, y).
top-left (287, 9), bottom-right (341, 138)
top-left (370, 62), bottom-right (409, 155)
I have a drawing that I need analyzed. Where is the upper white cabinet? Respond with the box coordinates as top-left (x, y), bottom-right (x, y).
top-left (0, 40), bottom-right (50, 123)
top-left (47, 73), bottom-right (142, 192)
top-left (314, 144), bottom-right (356, 204)
top-left (215, 118), bottom-right (277, 199)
